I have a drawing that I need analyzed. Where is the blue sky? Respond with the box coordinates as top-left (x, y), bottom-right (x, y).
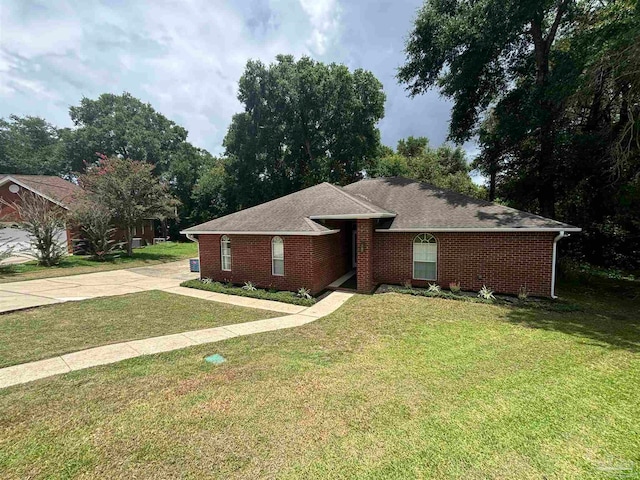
top-left (0, 0), bottom-right (479, 163)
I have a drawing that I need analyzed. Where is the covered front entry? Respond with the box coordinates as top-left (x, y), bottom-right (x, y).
top-left (320, 218), bottom-right (376, 293)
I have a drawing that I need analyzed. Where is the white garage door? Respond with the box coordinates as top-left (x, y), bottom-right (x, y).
top-left (0, 227), bottom-right (68, 257)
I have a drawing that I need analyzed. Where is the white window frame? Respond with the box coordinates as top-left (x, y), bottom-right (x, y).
top-left (271, 236), bottom-right (284, 276)
top-left (413, 233), bottom-right (437, 281)
top-left (221, 235), bottom-right (231, 271)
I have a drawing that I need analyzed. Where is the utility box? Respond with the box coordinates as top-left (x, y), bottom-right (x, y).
top-left (189, 258), bottom-right (200, 272)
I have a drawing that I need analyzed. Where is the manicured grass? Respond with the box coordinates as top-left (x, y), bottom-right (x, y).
top-left (0, 290), bottom-right (280, 368)
top-left (0, 278), bottom-right (638, 478)
top-left (0, 241), bottom-right (197, 283)
top-left (181, 279), bottom-right (316, 306)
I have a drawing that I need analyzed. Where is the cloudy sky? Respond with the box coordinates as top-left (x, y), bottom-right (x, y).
top-left (0, 0), bottom-right (473, 160)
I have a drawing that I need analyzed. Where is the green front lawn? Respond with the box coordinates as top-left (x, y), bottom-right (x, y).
top-left (0, 241), bottom-right (197, 283)
top-left (0, 290), bottom-right (279, 368)
top-left (0, 277), bottom-right (638, 478)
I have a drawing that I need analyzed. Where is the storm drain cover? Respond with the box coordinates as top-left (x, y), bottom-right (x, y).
top-left (204, 354), bottom-right (226, 365)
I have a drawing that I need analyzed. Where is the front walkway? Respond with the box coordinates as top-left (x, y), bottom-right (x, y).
top-left (0, 290), bottom-right (353, 389)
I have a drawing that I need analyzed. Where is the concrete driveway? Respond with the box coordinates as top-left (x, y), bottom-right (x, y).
top-left (0, 260), bottom-right (199, 313)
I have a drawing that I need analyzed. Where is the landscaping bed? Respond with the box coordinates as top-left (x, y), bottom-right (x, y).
top-left (378, 284), bottom-right (582, 312)
top-left (181, 279), bottom-right (316, 306)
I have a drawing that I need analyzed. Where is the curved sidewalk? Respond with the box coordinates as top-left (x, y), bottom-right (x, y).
top-left (0, 291), bottom-right (353, 389)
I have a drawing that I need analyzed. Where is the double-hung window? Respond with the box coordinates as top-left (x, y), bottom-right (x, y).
top-left (272, 236), bottom-right (284, 276)
top-left (221, 235), bottom-right (231, 271)
top-left (413, 233), bottom-right (437, 280)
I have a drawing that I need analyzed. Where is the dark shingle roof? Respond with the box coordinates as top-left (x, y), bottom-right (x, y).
top-left (0, 174), bottom-right (81, 208)
top-left (182, 182), bottom-right (394, 234)
top-left (182, 176), bottom-right (579, 235)
top-left (342, 177), bottom-right (579, 231)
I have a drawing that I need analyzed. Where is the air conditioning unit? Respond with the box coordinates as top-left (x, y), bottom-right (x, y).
top-left (131, 238), bottom-right (143, 249)
top-left (153, 237), bottom-right (166, 245)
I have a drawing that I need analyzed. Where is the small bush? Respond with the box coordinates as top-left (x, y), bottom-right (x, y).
top-left (449, 281), bottom-right (461, 294)
top-left (477, 285), bottom-right (495, 301)
top-left (242, 281), bottom-right (257, 291)
top-left (181, 279), bottom-right (316, 306)
top-left (297, 287), bottom-right (312, 300)
top-left (427, 283), bottom-right (441, 293)
top-left (403, 279), bottom-right (413, 289)
top-left (517, 285), bottom-right (529, 301)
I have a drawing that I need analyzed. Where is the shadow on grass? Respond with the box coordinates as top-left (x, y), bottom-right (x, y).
top-left (504, 277), bottom-right (640, 353)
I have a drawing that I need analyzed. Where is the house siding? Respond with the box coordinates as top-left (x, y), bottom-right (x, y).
top-left (373, 231), bottom-right (555, 297)
top-left (198, 234), bottom-right (324, 294)
top-left (196, 230), bottom-right (556, 298)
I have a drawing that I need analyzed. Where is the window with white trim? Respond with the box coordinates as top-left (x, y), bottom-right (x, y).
top-left (221, 235), bottom-right (231, 271)
top-left (272, 236), bottom-right (284, 276)
top-left (413, 233), bottom-right (437, 280)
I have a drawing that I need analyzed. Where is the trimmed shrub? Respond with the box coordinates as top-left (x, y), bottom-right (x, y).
top-left (181, 279), bottom-right (316, 306)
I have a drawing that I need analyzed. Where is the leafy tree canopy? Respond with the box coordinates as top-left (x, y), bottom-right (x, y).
top-left (224, 55), bottom-right (386, 210)
top-left (0, 115), bottom-right (66, 175)
top-left (67, 92), bottom-right (188, 174)
top-left (369, 136), bottom-right (484, 198)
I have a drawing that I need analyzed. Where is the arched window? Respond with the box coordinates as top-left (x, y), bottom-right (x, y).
top-left (221, 235), bottom-right (231, 271)
top-left (413, 233), bottom-right (437, 280)
top-left (272, 236), bottom-right (284, 276)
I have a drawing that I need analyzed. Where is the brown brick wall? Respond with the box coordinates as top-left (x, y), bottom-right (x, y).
top-left (356, 219), bottom-right (375, 293)
top-left (198, 233), bottom-right (326, 294)
top-left (373, 231), bottom-right (555, 296)
top-left (311, 225), bottom-right (351, 293)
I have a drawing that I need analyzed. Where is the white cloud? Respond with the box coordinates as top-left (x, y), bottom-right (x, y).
top-left (0, 0), bottom-right (455, 157)
top-left (298, 0), bottom-right (341, 55)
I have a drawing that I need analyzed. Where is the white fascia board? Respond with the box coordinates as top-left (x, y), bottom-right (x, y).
top-left (308, 213), bottom-right (396, 220)
top-left (375, 227), bottom-right (582, 233)
top-left (0, 175), bottom-right (70, 210)
top-left (179, 229), bottom-right (340, 236)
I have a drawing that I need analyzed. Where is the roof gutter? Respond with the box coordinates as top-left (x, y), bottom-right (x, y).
top-left (179, 229), bottom-right (340, 236)
top-left (309, 213), bottom-right (396, 220)
top-left (375, 227), bottom-right (582, 233)
top-left (551, 231), bottom-right (566, 299)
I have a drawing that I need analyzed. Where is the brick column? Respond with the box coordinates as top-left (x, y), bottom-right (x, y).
top-left (356, 218), bottom-right (374, 293)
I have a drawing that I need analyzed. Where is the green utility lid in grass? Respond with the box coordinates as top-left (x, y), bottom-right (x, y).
top-left (204, 354), bottom-right (226, 365)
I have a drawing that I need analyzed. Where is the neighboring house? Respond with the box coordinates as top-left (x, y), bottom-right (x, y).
top-left (0, 174), bottom-right (81, 254)
top-left (0, 174), bottom-right (155, 252)
top-left (181, 177), bottom-right (581, 297)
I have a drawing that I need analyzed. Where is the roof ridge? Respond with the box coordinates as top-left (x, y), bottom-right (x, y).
top-left (323, 182), bottom-right (390, 214)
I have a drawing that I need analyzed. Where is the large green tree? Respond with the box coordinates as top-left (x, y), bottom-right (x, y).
top-left (66, 93), bottom-right (188, 174)
top-left (224, 55), bottom-right (386, 210)
top-left (398, 0), bottom-right (579, 217)
top-left (370, 136), bottom-right (483, 198)
top-left (0, 115), bottom-right (66, 175)
top-left (402, 0), bottom-right (640, 269)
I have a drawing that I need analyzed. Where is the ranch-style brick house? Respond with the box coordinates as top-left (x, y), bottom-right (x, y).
top-left (181, 177), bottom-right (581, 297)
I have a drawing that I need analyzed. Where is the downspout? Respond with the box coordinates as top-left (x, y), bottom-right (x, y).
top-left (551, 231), bottom-right (565, 299)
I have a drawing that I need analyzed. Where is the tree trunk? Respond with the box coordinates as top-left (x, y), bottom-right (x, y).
top-left (126, 225), bottom-right (133, 256)
top-left (529, 4), bottom-right (566, 219)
